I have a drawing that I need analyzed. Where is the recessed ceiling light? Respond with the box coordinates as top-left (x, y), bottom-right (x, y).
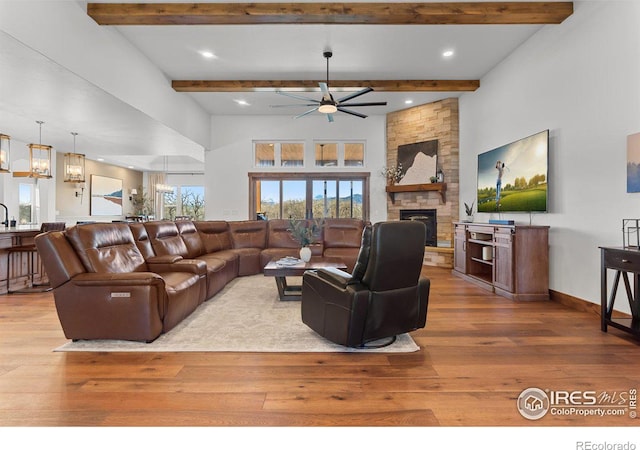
top-left (443, 50), bottom-right (455, 58)
top-left (199, 50), bottom-right (216, 59)
top-left (97, 158), bottom-right (104, 162)
top-left (128, 166), bottom-right (134, 169)
top-left (234, 99), bottom-right (250, 106)
top-left (405, 99), bottom-right (414, 105)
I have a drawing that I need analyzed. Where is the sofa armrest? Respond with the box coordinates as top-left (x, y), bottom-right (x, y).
top-left (146, 255), bottom-right (183, 264)
top-left (149, 259), bottom-right (207, 276)
top-left (315, 267), bottom-right (354, 289)
top-left (70, 272), bottom-right (164, 287)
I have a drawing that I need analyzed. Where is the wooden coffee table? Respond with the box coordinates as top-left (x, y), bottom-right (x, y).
top-left (263, 257), bottom-right (347, 301)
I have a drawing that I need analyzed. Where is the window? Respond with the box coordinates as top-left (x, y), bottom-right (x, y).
top-left (315, 141), bottom-right (365, 167)
top-left (281, 143), bottom-right (304, 167)
top-left (181, 185), bottom-right (205, 220)
top-left (255, 143), bottom-right (275, 167)
top-left (250, 172), bottom-right (369, 220)
top-left (344, 143), bottom-right (365, 167)
top-left (315, 143), bottom-right (338, 167)
top-left (162, 188), bottom-right (177, 220)
top-left (18, 183), bottom-right (33, 224)
top-left (254, 141), bottom-right (304, 168)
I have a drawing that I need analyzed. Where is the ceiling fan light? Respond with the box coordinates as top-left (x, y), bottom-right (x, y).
top-left (318, 103), bottom-right (337, 114)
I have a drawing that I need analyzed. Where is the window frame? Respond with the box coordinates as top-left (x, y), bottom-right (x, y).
top-left (249, 172), bottom-right (370, 221)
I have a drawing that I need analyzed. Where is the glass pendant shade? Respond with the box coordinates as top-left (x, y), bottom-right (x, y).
top-left (27, 143), bottom-right (52, 178)
top-left (14, 121), bottom-right (52, 179)
top-left (63, 152), bottom-right (85, 183)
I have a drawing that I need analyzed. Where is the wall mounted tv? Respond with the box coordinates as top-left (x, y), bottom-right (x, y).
top-left (477, 129), bottom-right (549, 213)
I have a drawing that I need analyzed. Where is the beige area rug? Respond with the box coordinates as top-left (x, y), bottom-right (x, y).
top-left (55, 274), bottom-right (420, 353)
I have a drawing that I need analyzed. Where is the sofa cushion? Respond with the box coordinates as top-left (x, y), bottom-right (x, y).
top-left (129, 222), bottom-right (156, 260)
top-left (66, 223), bottom-right (147, 274)
top-left (267, 219), bottom-right (303, 249)
top-left (323, 218), bottom-right (365, 248)
top-left (194, 220), bottom-right (232, 253)
top-left (144, 221), bottom-right (189, 257)
top-left (176, 220), bottom-right (206, 258)
top-left (229, 220), bottom-right (267, 249)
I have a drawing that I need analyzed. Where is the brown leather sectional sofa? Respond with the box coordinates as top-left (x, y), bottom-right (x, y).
top-left (35, 218), bottom-right (366, 342)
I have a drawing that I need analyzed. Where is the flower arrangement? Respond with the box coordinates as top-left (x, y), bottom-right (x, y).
top-left (381, 163), bottom-right (403, 185)
top-left (288, 218), bottom-right (324, 247)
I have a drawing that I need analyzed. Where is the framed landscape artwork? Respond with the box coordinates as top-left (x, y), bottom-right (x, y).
top-left (396, 139), bottom-right (438, 185)
top-left (627, 132), bottom-right (640, 193)
top-left (90, 174), bottom-right (123, 216)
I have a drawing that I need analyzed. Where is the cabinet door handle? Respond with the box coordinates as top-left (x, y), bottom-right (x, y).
top-left (463, 241), bottom-right (466, 252)
top-left (622, 259), bottom-right (630, 263)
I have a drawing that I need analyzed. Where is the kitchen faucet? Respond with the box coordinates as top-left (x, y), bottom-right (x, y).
top-left (0, 203), bottom-right (8, 227)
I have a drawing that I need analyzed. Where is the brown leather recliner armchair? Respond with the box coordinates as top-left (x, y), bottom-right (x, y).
top-left (34, 223), bottom-right (207, 342)
top-left (301, 221), bottom-right (430, 348)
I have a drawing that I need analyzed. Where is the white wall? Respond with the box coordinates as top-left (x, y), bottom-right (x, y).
top-left (207, 114), bottom-right (388, 222)
top-left (459, 1), bottom-right (640, 309)
top-left (0, 0), bottom-right (210, 149)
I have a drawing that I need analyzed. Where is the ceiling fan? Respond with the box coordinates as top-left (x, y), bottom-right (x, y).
top-left (271, 51), bottom-right (387, 122)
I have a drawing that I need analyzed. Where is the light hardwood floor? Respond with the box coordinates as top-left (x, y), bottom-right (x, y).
top-left (0, 266), bottom-right (638, 427)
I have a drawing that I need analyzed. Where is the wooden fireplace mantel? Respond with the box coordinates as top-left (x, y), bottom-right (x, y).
top-left (385, 183), bottom-right (447, 204)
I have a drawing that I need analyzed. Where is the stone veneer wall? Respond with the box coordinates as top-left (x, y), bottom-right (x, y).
top-left (386, 97), bottom-right (459, 249)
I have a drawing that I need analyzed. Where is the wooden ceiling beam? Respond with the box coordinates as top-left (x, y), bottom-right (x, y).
top-left (87, 2), bottom-right (574, 26)
top-left (171, 79), bottom-right (480, 93)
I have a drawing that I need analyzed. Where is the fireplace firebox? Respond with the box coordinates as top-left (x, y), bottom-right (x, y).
top-left (399, 209), bottom-right (437, 247)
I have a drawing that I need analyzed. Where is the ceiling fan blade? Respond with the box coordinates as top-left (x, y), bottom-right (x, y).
top-left (276, 90), bottom-right (320, 103)
top-left (337, 107), bottom-right (367, 119)
top-left (319, 82), bottom-right (334, 101)
top-left (270, 103), bottom-right (318, 108)
top-left (327, 113), bottom-right (334, 123)
top-left (295, 107), bottom-right (319, 119)
top-left (337, 87), bottom-right (373, 104)
top-left (338, 102), bottom-right (388, 107)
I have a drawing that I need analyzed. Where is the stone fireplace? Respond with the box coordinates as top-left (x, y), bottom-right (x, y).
top-left (400, 209), bottom-right (437, 247)
top-left (385, 97), bottom-right (459, 268)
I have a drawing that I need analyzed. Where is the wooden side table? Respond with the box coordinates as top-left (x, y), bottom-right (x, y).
top-left (600, 246), bottom-right (640, 337)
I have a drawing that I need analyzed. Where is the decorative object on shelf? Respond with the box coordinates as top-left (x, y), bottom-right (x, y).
top-left (436, 168), bottom-right (444, 183)
top-left (464, 201), bottom-right (475, 222)
top-left (63, 132), bottom-right (86, 184)
top-left (288, 218), bottom-right (323, 262)
top-left (381, 163), bottom-right (403, 185)
top-left (396, 139), bottom-right (438, 185)
top-left (430, 176), bottom-right (438, 183)
top-left (622, 219), bottom-right (640, 248)
top-left (0, 133), bottom-right (11, 173)
top-left (14, 121), bottom-right (52, 179)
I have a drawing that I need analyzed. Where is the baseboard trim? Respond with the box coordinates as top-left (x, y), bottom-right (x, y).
top-left (549, 289), bottom-right (632, 318)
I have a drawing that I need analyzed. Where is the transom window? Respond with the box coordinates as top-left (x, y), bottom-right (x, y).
top-left (254, 142), bottom-right (305, 168)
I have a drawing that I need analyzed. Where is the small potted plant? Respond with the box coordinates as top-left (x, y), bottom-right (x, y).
top-left (464, 201), bottom-right (475, 223)
top-left (288, 218), bottom-right (324, 262)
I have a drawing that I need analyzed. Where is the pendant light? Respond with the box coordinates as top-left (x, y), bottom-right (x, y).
top-left (63, 132), bottom-right (86, 183)
top-left (14, 120), bottom-right (52, 178)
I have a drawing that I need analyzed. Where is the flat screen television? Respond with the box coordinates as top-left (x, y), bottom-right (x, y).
top-left (477, 129), bottom-right (549, 213)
